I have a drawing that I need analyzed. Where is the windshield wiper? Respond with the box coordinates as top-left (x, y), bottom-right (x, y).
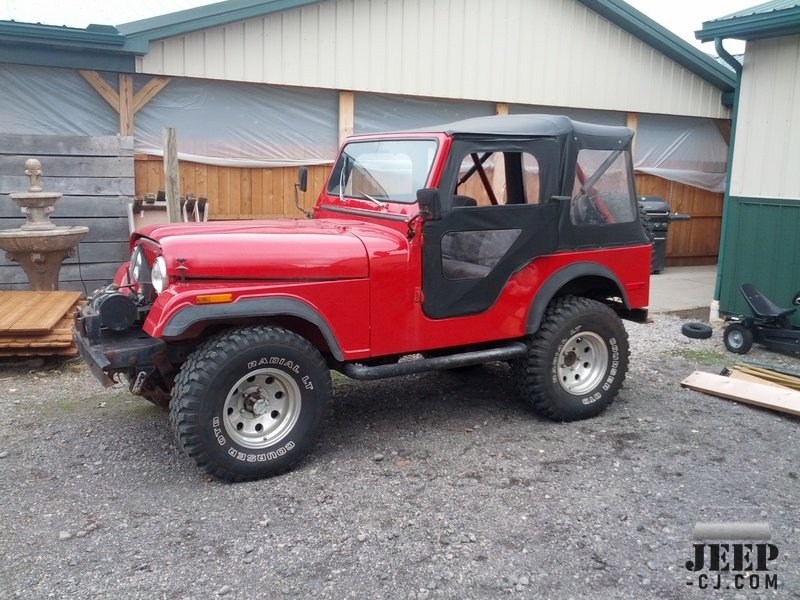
top-left (356, 192), bottom-right (387, 209)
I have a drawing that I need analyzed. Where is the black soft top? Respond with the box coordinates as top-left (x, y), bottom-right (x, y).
top-left (419, 114), bottom-right (633, 145)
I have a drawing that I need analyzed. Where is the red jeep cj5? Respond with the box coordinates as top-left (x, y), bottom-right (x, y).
top-left (74, 115), bottom-right (651, 481)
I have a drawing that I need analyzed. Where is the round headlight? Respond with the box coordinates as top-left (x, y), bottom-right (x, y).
top-left (151, 256), bottom-right (168, 293)
top-left (130, 246), bottom-right (146, 282)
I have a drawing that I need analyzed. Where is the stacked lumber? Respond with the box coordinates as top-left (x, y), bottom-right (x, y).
top-left (0, 291), bottom-right (82, 357)
top-left (682, 363), bottom-right (800, 417)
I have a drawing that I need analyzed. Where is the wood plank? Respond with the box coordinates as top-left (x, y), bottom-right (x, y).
top-left (681, 371), bottom-right (800, 417)
top-left (733, 365), bottom-right (800, 391)
top-left (728, 369), bottom-right (790, 390)
top-left (0, 175), bottom-right (134, 196)
top-left (0, 291), bottom-right (81, 333)
top-left (0, 156), bottom-right (133, 179)
top-left (0, 135), bottom-right (133, 157)
top-left (0, 196), bottom-right (131, 218)
top-left (133, 77), bottom-right (171, 113)
top-left (0, 262), bottom-right (120, 286)
top-left (78, 70), bottom-right (120, 113)
top-left (0, 242), bottom-right (128, 268)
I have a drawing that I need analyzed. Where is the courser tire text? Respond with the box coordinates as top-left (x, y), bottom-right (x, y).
top-left (170, 326), bottom-right (331, 482)
top-left (513, 295), bottom-right (629, 421)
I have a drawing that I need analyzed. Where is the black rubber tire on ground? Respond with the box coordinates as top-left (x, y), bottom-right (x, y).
top-left (170, 326), bottom-right (331, 482)
top-left (513, 295), bottom-right (629, 421)
top-left (639, 205), bottom-right (658, 274)
top-left (681, 322), bottom-right (713, 340)
top-left (723, 323), bottom-right (754, 355)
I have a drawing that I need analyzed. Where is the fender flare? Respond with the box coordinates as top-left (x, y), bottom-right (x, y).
top-left (161, 297), bottom-right (345, 361)
top-left (525, 263), bottom-right (629, 334)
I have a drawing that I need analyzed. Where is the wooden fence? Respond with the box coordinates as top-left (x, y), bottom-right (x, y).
top-left (134, 155), bottom-right (330, 220)
top-left (635, 174), bottom-right (723, 267)
top-left (0, 135), bottom-right (134, 292)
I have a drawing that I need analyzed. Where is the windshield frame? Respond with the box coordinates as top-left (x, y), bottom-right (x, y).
top-left (325, 137), bottom-right (440, 205)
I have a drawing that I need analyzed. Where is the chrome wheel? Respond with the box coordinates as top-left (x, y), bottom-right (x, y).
top-left (222, 368), bottom-right (301, 449)
top-left (556, 331), bottom-right (609, 395)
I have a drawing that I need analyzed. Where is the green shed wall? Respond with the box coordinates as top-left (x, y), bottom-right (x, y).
top-left (718, 196), bottom-right (800, 326)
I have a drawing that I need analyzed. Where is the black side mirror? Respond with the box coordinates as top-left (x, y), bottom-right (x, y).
top-left (297, 167), bottom-right (308, 193)
top-left (416, 188), bottom-right (441, 221)
top-left (294, 167), bottom-right (311, 218)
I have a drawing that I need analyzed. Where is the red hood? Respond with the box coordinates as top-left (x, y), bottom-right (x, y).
top-left (136, 219), bottom-right (371, 280)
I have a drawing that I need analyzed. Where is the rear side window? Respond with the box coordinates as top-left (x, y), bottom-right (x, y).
top-left (571, 149), bottom-right (636, 225)
top-left (452, 151), bottom-right (541, 207)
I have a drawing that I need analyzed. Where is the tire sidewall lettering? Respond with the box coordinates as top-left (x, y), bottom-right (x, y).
top-left (204, 349), bottom-right (320, 469)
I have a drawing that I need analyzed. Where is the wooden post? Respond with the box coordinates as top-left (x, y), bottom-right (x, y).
top-left (626, 112), bottom-right (639, 160)
top-left (496, 102), bottom-right (509, 116)
top-left (163, 128), bottom-right (181, 223)
top-left (79, 70), bottom-right (171, 136)
top-left (339, 91), bottom-right (354, 144)
top-left (118, 75), bottom-right (134, 136)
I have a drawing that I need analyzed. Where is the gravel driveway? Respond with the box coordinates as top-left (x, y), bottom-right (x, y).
top-left (1, 313), bottom-right (798, 600)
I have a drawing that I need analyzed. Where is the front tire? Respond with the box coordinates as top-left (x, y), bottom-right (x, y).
top-left (514, 296), bottom-right (629, 421)
top-left (170, 326), bottom-right (331, 482)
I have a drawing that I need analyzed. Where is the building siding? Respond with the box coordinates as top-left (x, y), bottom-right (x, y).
top-left (730, 35), bottom-right (800, 200)
top-left (717, 196), bottom-right (800, 327)
top-left (137, 0), bottom-right (730, 119)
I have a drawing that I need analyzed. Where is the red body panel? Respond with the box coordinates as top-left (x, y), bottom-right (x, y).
top-left (135, 130), bottom-right (649, 361)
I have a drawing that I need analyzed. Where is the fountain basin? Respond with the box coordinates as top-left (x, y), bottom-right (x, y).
top-left (0, 226), bottom-right (89, 291)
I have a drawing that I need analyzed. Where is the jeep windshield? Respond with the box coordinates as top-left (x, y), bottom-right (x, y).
top-left (327, 139), bottom-right (438, 204)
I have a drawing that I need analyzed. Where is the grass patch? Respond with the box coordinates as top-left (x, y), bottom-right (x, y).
top-left (669, 348), bottom-right (727, 366)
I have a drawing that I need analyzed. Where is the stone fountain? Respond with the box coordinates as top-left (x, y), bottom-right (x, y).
top-left (0, 159), bottom-right (89, 291)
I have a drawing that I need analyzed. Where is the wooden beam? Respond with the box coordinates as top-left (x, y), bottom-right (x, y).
top-left (681, 371), bottom-right (800, 417)
top-left (162, 128), bottom-right (181, 223)
top-left (496, 103), bottom-right (509, 116)
top-left (78, 70), bottom-right (119, 113)
top-left (339, 91), bottom-right (354, 144)
top-left (118, 74), bottom-right (134, 137)
top-left (133, 77), bottom-right (171, 114)
top-left (626, 113), bottom-right (639, 159)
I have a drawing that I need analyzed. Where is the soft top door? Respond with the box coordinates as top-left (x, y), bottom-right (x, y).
top-left (422, 138), bottom-right (561, 319)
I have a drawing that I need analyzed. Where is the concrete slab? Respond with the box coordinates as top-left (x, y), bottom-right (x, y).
top-left (648, 264), bottom-right (717, 314)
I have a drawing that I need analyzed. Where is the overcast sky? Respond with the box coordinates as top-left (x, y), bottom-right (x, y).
top-left (0, 0), bottom-right (752, 54)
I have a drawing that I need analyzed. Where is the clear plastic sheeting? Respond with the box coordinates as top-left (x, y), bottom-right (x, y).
top-left (510, 104), bottom-right (627, 127)
top-left (634, 114), bottom-right (728, 193)
top-left (354, 93), bottom-right (496, 134)
top-left (134, 78), bottom-right (339, 167)
top-left (0, 64), bottom-right (118, 136)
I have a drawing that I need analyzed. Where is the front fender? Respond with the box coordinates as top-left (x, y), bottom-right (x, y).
top-left (146, 291), bottom-right (347, 361)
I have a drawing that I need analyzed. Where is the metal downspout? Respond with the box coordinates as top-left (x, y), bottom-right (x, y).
top-left (712, 36), bottom-right (742, 319)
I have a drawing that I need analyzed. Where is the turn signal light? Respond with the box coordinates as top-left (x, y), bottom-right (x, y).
top-left (196, 293), bottom-right (233, 305)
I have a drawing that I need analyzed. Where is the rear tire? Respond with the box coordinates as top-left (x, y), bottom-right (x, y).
top-left (513, 296), bottom-right (629, 421)
top-left (723, 323), bottom-right (753, 355)
top-left (170, 326), bottom-right (331, 482)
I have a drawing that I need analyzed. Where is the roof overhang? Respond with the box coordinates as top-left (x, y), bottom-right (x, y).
top-left (696, 3), bottom-right (800, 42)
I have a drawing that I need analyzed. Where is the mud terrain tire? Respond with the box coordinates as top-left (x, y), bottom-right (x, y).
top-left (170, 326), bottom-right (331, 482)
top-left (514, 296), bottom-right (629, 421)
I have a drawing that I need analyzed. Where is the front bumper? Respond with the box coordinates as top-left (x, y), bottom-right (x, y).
top-left (73, 305), bottom-right (167, 388)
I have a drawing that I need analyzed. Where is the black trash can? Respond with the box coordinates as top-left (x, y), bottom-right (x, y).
top-left (638, 196), bottom-right (690, 274)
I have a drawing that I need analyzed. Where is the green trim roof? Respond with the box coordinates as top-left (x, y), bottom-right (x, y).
top-left (0, 21), bottom-right (136, 71)
top-left (0, 0), bottom-right (736, 94)
top-left (697, 1), bottom-right (800, 41)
